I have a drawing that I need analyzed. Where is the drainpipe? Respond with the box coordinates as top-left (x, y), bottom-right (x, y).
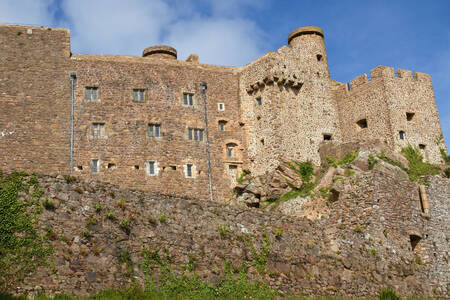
top-left (69, 72), bottom-right (77, 176)
top-left (201, 82), bottom-right (214, 201)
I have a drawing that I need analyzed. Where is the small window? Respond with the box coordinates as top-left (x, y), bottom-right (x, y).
top-left (85, 87), bottom-right (99, 101)
top-left (399, 131), bottom-right (405, 140)
top-left (170, 165), bottom-right (177, 170)
top-left (92, 123), bottom-right (105, 138)
top-left (183, 93), bottom-right (194, 106)
top-left (256, 97), bottom-right (262, 106)
top-left (410, 235), bottom-right (421, 251)
top-left (133, 89), bottom-right (145, 102)
top-left (316, 54), bottom-right (323, 61)
top-left (226, 143), bottom-right (237, 158)
top-left (134, 165), bottom-right (139, 170)
top-left (107, 163), bottom-right (116, 169)
top-left (261, 138), bottom-right (265, 146)
top-left (185, 164), bottom-right (193, 178)
top-left (323, 134), bottom-right (332, 141)
top-left (218, 103), bottom-right (225, 111)
top-left (218, 120), bottom-right (227, 131)
top-left (406, 112), bottom-right (415, 121)
top-left (148, 123), bottom-right (161, 137)
top-left (91, 159), bottom-right (99, 173)
top-left (188, 128), bottom-right (204, 141)
top-left (77, 166), bottom-right (83, 171)
top-left (146, 161), bottom-right (158, 176)
top-left (356, 119), bottom-right (367, 129)
top-left (419, 144), bottom-right (426, 150)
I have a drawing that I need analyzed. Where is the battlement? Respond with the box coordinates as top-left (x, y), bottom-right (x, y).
top-left (339, 66), bottom-right (432, 92)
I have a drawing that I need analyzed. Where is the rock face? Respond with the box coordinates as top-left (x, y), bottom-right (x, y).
top-left (8, 169), bottom-right (449, 298)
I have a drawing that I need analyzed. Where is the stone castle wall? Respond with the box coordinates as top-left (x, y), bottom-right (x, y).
top-left (0, 24), bottom-right (447, 200)
top-left (10, 170), bottom-right (449, 297)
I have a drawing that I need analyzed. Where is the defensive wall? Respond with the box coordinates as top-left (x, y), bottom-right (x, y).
top-left (0, 24), bottom-right (447, 201)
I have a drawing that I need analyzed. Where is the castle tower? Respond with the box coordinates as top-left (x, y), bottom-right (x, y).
top-left (239, 26), bottom-right (342, 176)
top-left (287, 26), bottom-right (330, 78)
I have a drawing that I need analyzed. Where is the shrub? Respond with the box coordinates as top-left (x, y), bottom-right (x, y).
top-left (272, 227), bottom-right (283, 239)
top-left (445, 167), bottom-right (450, 179)
top-left (368, 154), bottom-right (378, 170)
top-left (107, 211), bottom-right (116, 220)
top-left (379, 287), bottom-right (401, 300)
top-left (440, 148), bottom-right (450, 164)
top-left (327, 151), bottom-right (359, 168)
top-left (117, 199), bottom-right (126, 209)
top-left (157, 214), bottom-right (168, 223)
top-left (94, 203), bottom-right (101, 213)
top-left (82, 229), bottom-right (91, 238)
top-left (42, 198), bottom-right (55, 210)
top-left (218, 225), bottom-right (228, 238)
top-left (63, 175), bottom-right (77, 183)
top-left (119, 217), bottom-right (131, 230)
top-left (401, 146), bottom-right (440, 182)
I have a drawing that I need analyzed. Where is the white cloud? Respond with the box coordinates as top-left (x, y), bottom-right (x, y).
top-left (0, 0), bottom-right (55, 26)
top-left (164, 17), bottom-right (265, 66)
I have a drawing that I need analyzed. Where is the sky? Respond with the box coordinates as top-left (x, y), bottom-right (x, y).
top-left (1, 0), bottom-right (449, 146)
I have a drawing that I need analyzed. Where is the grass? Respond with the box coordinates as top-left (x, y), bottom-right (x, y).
top-left (401, 146), bottom-right (440, 183)
top-left (326, 151), bottom-right (359, 168)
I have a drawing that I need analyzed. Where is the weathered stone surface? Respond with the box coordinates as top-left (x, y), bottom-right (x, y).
top-left (7, 171), bottom-right (447, 298)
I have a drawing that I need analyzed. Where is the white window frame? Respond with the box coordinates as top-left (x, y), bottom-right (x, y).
top-left (218, 103), bottom-right (225, 111)
top-left (183, 93), bottom-right (194, 107)
top-left (148, 123), bottom-right (161, 138)
top-left (188, 128), bottom-right (204, 141)
top-left (218, 120), bottom-right (227, 131)
top-left (184, 163), bottom-right (196, 178)
top-left (91, 159), bottom-right (100, 173)
top-left (85, 86), bottom-right (99, 101)
top-left (133, 89), bottom-right (146, 102)
top-left (145, 160), bottom-right (159, 176)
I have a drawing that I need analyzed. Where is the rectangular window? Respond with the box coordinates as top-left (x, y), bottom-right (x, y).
top-left (186, 164), bottom-right (192, 177)
top-left (91, 159), bottom-right (99, 173)
top-left (92, 123), bottom-right (105, 138)
top-left (188, 128), bottom-right (204, 141)
top-left (183, 93), bottom-right (194, 106)
top-left (133, 89), bottom-right (145, 102)
top-left (219, 120), bottom-right (227, 131)
top-left (148, 123), bottom-right (161, 137)
top-left (256, 97), bottom-right (262, 106)
top-left (85, 87), bottom-right (99, 101)
top-left (218, 103), bottom-right (225, 111)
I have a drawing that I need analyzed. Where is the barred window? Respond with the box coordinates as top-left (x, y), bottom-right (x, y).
top-left (85, 87), bottom-right (99, 101)
top-left (148, 124), bottom-right (161, 137)
top-left (133, 89), bottom-right (145, 102)
top-left (188, 128), bottom-right (203, 141)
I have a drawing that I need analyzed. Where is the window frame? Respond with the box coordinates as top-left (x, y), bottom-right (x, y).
top-left (188, 128), bottom-right (204, 141)
top-left (85, 86), bottom-right (99, 101)
top-left (91, 159), bottom-right (100, 173)
top-left (183, 92), bottom-right (194, 107)
top-left (148, 123), bottom-right (161, 138)
top-left (91, 122), bottom-right (106, 139)
top-left (218, 103), bottom-right (225, 111)
top-left (133, 88), bottom-right (146, 102)
top-left (146, 160), bottom-right (158, 176)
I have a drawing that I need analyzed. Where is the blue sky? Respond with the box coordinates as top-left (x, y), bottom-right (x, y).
top-left (1, 0), bottom-right (449, 146)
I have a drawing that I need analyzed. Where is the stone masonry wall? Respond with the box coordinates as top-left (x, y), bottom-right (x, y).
top-left (0, 25), bottom-right (71, 174)
top-left (12, 169), bottom-right (449, 298)
top-left (70, 54), bottom-right (244, 202)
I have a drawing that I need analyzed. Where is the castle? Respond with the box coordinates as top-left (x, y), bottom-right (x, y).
top-left (0, 24), bottom-right (446, 201)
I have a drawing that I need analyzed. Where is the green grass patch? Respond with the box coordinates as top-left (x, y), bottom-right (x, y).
top-left (401, 146), bottom-right (440, 183)
top-left (326, 151), bottom-right (359, 168)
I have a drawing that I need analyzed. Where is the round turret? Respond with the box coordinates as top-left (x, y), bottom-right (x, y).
top-left (142, 45), bottom-right (177, 60)
top-left (288, 26), bottom-right (324, 45)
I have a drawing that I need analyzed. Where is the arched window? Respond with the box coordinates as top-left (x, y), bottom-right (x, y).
top-left (226, 143), bottom-right (238, 158)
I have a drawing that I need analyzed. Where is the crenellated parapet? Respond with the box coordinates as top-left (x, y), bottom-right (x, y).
top-left (335, 66), bottom-right (433, 93)
top-left (245, 69), bottom-right (303, 94)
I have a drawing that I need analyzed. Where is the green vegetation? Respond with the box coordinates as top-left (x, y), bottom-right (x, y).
top-left (63, 175), bottom-right (77, 184)
top-left (368, 154), bottom-right (378, 170)
top-left (401, 146), bottom-right (440, 183)
top-left (42, 198), bottom-right (55, 210)
top-left (106, 211), bottom-right (116, 220)
top-left (272, 227), bottom-right (283, 239)
top-left (157, 214), bottom-right (168, 223)
top-left (379, 288), bottom-right (401, 300)
top-left (119, 217), bottom-right (131, 230)
top-left (94, 203), bottom-right (101, 213)
top-left (440, 148), bottom-right (450, 164)
top-left (236, 170), bottom-right (249, 185)
top-left (117, 249), bottom-right (134, 277)
top-left (326, 151), bottom-right (359, 167)
top-left (0, 171), bottom-right (52, 291)
top-left (445, 167), bottom-right (450, 179)
top-left (218, 224), bottom-right (229, 238)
